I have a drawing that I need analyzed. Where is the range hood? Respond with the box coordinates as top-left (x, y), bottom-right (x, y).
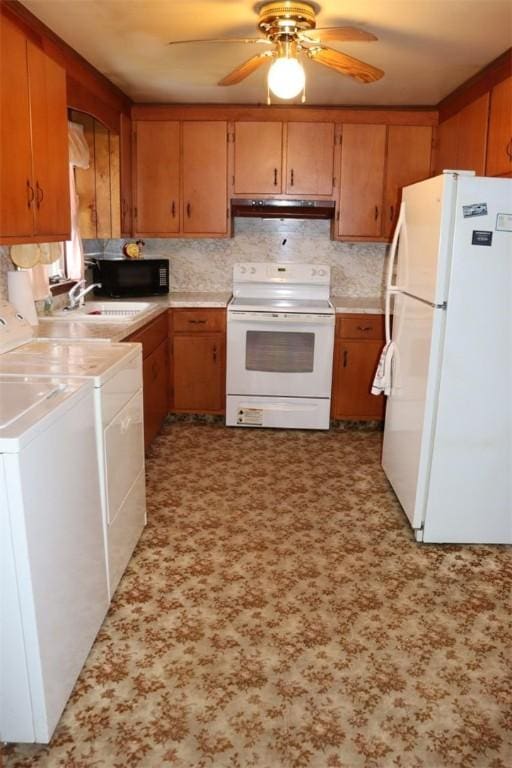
top-left (231, 199), bottom-right (335, 220)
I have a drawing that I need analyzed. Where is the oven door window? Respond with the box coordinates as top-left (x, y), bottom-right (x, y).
top-left (246, 331), bottom-right (314, 373)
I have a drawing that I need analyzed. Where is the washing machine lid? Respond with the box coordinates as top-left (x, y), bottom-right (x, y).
top-left (0, 376), bottom-right (89, 451)
top-left (0, 340), bottom-right (140, 385)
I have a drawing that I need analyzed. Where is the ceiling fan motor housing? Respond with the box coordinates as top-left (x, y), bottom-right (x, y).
top-left (258, 1), bottom-right (317, 41)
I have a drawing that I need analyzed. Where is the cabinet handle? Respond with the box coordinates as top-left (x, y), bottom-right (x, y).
top-left (89, 203), bottom-right (97, 224)
top-left (186, 202), bottom-right (191, 218)
top-left (389, 205), bottom-right (394, 221)
top-left (357, 325), bottom-right (373, 332)
top-left (212, 345), bottom-right (217, 363)
top-left (26, 179), bottom-right (34, 208)
top-left (506, 139), bottom-right (512, 161)
top-left (189, 319), bottom-right (207, 324)
top-left (171, 201), bottom-right (176, 217)
top-left (343, 350), bottom-right (348, 368)
top-left (134, 206), bottom-right (138, 220)
top-left (273, 168), bottom-right (278, 186)
top-left (374, 205), bottom-right (379, 221)
top-left (290, 169), bottom-right (294, 187)
top-left (35, 182), bottom-right (44, 209)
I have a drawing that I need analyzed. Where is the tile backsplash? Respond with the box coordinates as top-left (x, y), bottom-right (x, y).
top-left (2, 220), bottom-right (388, 302)
top-left (87, 219), bottom-right (388, 296)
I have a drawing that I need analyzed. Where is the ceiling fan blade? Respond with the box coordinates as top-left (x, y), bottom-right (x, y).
top-left (308, 46), bottom-right (384, 83)
top-left (168, 37), bottom-right (272, 46)
top-left (301, 27), bottom-right (377, 43)
top-left (218, 52), bottom-right (273, 86)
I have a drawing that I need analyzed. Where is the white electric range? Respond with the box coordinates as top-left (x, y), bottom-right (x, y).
top-left (0, 301), bottom-right (146, 600)
top-left (226, 263), bottom-right (335, 429)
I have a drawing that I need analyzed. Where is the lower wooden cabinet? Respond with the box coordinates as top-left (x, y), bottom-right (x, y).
top-left (331, 314), bottom-right (385, 421)
top-left (142, 339), bottom-right (168, 449)
top-left (170, 309), bottom-right (226, 414)
top-left (124, 312), bottom-right (169, 449)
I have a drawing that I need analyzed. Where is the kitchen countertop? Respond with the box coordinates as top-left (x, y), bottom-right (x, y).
top-left (35, 291), bottom-right (384, 342)
top-left (35, 292), bottom-right (232, 342)
top-left (330, 296), bottom-right (385, 314)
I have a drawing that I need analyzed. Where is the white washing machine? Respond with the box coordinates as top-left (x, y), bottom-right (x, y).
top-left (0, 301), bottom-right (147, 599)
top-left (0, 374), bottom-right (108, 743)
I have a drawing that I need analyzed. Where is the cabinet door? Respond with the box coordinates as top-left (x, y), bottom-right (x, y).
top-left (455, 94), bottom-right (489, 175)
top-left (486, 76), bottom-right (512, 176)
top-left (435, 95), bottom-right (489, 178)
top-left (120, 113), bottom-right (132, 236)
top-left (0, 16), bottom-right (33, 239)
top-left (285, 122), bottom-right (335, 195)
top-left (173, 334), bottom-right (225, 412)
top-left (142, 339), bottom-right (169, 450)
top-left (182, 121), bottom-right (228, 235)
top-left (338, 124), bottom-right (386, 238)
top-left (234, 122), bottom-right (283, 194)
top-left (383, 125), bottom-right (432, 238)
top-left (27, 42), bottom-right (70, 238)
top-left (332, 339), bottom-right (385, 420)
top-left (135, 120), bottom-right (180, 234)
top-left (435, 113), bottom-right (458, 175)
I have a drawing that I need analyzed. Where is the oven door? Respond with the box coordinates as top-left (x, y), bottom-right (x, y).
top-left (227, 311), bottom-right (335, 398)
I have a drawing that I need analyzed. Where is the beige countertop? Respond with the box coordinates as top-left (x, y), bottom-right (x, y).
top-left (331, 296), bottom-right (385, 314)
top-left (35, 291), bottom-right (384, 341)
top-left (35, 292), bottom-right (231, 342)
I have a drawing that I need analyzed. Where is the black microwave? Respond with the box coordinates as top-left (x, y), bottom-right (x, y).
top-left (92, 259), bottom-right (169, 298)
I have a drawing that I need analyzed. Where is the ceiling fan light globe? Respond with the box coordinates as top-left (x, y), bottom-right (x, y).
top-left (268, 57), bottom-right (305, 99)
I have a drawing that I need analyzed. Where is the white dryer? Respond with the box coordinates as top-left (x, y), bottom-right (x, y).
top-left (0, 301), bottom-right (147, 598)
top-left (0, 375), bottom-right (108, 743)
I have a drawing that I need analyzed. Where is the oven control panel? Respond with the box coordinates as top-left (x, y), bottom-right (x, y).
top-left (233, 263), bottom-right (330, 285)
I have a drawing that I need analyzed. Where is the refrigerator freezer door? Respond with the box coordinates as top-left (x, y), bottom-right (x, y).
top-left (422, 175), bottom-right (512, 543)
top-left (382, 292), bottom-right (445, 531)
top-left (396, 174), bottom-right (457, 305)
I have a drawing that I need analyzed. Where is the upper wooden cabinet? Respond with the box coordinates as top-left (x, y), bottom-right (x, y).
top-left (134, 120), bottom-right (228, 237)
top-left (233, 120), bottom-right (335, 197)
top-left (134, 120), bottom-right (180, 235)
top-left (0, 15), bottom-right (70, 243)
top-left (285, 122), bottom-right (335, 195)
top-left (337, 123), bottom-right (432, 241)
top-left (486, 76), bottom-right (512, 177)
top-left (338, 124), bottom-right (386, 238)
top-left (71, 112), bottom-right (121, 239)
top-left (234, 122), bottom-right (283, 194)
top-left (435, 94), bottom-right (489, 176)
top-left (182, 121), bottom-right (228, 235)
top-left (383, 125), bottom-right (432, 238)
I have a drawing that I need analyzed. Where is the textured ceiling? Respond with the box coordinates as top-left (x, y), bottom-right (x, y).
top-left (21, 0), bottom-right (512, 106)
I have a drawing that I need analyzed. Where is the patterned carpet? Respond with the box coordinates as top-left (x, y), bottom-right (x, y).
top-left (3, 421), bottom-right (511, 768)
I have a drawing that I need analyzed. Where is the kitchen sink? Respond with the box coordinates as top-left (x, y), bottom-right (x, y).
top-left (41, 301), bottom-right (153, 323)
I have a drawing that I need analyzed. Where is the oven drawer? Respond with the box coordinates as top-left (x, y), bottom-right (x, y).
top-left (173, 309), bottom-right (225, 333)
top-left (336, 315), bottom-right (385, 340)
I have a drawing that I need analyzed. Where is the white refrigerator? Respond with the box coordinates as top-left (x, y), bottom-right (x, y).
top-left (381, 171), bottom-right (512, 544)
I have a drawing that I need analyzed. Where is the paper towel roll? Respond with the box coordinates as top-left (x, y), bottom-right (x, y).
top-left (8, 270), bottom-right (39, 326)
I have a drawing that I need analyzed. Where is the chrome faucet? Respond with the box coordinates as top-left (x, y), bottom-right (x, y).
top-left (66, 280), bottom-right (102, 310)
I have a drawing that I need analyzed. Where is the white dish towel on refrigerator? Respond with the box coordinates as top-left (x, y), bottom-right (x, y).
top-left (371, 340), bottom-right (395, 396)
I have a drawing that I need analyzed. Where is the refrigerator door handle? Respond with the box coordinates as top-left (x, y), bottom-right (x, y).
top-left (385, 201), bottom-right (405, 292)
top-left (384, 201), bottom-right (406, 343)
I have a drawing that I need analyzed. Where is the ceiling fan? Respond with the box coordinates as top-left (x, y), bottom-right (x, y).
top-left (168, 1), bottom-right (384, 100)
